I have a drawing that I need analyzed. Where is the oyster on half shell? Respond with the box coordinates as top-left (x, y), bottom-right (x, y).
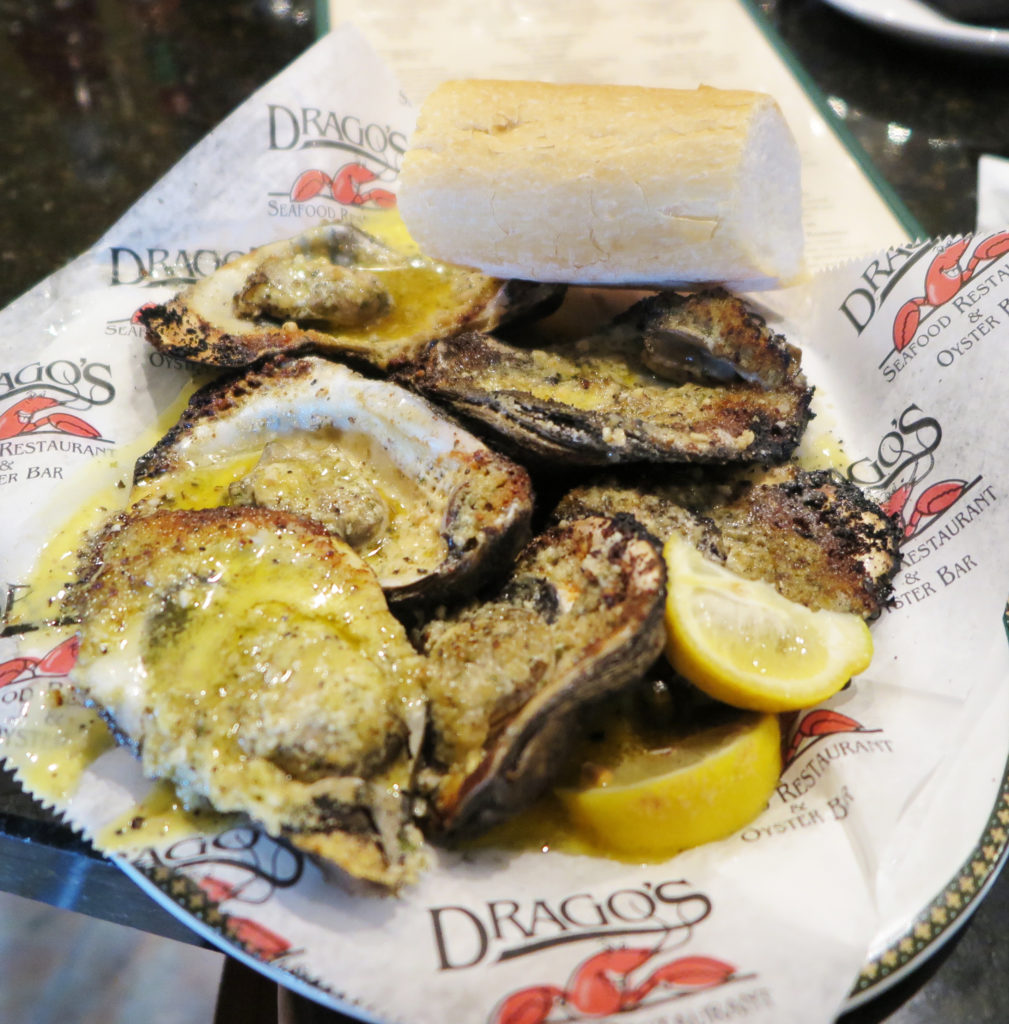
top-left (138, 221), bottom-right (562, 371)
top-left (554, 462), bottom-right (902, 620)
top-left (65, 506), bottom-right (429, 888)
top-left (129, 356), bottom-right (533, 607)
top-left (417, 515), bottom-right (667, 840)
top-left (398, 289), bottom-right (813, 465)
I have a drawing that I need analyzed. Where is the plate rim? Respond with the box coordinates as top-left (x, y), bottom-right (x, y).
top-left (821, 0), bottom-right (1009, 54)
top-left (842, 744), bottom-right (1009, 1008)
top-left (100, 709), bottom-right (1009, 1020)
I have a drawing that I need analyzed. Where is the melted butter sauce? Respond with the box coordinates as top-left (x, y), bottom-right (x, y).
top-left (356, 207), bottom-right (424, 257)
top-left (4, 686), bottom-right (237, 855)
top-left (316, 209), bottom-right (495, 350)
top-left (2, 683), bottom-right (114, 804)
top-left (10, 383), bottom-right (204, 628)
top-left (3, 382), bottom-right (249, 853)
top-left (795, 394), bottom-right (849, 473)
top-left (13, 495), bottom-right (124, 626)
top-left (130, 428), bottom-right (444, 579)
top-left (464, 793), bottom-right (659, 865)
top-left (130, 449), bottom-right (263, 511)
top-left (97, 781), bottom-right (238, 854)
top-left (487, 349), bottom-right (656, 413)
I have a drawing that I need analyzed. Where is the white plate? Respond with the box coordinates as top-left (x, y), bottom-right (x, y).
top-left (822, 0), bottom-right (1009, 53)
top-left (115, 746), bottom-right (1009, 1016)
top-left (3, 632), bottom-right (1007, 1020)
top-left (846, 617), bottom-right (1009, 1006)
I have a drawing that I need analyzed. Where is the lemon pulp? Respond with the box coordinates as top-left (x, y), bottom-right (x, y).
top-left (557, 712), bottom-right (781, 858)
top-left (663, 534), bottom-right (873, 712)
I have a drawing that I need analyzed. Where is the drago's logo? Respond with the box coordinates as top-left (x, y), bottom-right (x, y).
top-left (0, 359), bottom-right (114, 443)
top-left (266, 103), bottom-right (403, 216)
top-left (849, 405), bottom-right (981, 543)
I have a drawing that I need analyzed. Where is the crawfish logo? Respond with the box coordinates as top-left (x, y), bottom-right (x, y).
top-left (0, 635), bottom-right (78, 689)
top-left (0, 394), bottom-right (101, 441)
top-left (880, 477), bottom-right (981, 542)
top-left (134, 817), bottom-right (303, 963)
top-left (218, 914), bottom-right (292, 962)
top-left (289, 161), bottom-right (395, 209)
top-left (491, 945), bottom-right (744, 1024)
top-left (195, 869), bottom-right (298, 962)
top-left (891, 231), bottom-right (1009, 354)
top-left (197, 869), bottom-right (296, 961)
top-left (784, 709), bottom-right (878, 766)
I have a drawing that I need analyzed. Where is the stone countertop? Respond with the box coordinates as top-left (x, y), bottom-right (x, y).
top-left (1, 2), bottom-right (1007, 1022)
top-left (762, 0), bottom-right (1009, 238)
top-left (0, 0), bottom-right (1004, 314)
top-left (0, 0), bottom-right (315, 309)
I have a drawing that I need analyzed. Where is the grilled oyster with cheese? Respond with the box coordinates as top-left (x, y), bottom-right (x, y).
top-left (554, 463), bottom-right (902, 619)
top-left (65, 506), bottom-right (428, 887)
top-left (398, 289), bottom-right (812, 465)
top-left (64, 505), bottom-right (669, 881)
top-left (138, 221), bottom-right (562, 371)
top-left (129, 356), bottom-right (533, 607)
top-left (418, 515), bottom-right (667, 839)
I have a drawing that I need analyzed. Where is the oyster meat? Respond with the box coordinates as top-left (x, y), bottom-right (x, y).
top-left (138, 220), bottom-right (562, 371)
top-left (130, 356), bottom-right (533, 607)
top-left (65, 506), bottom-right (428, 887)
top-left (398, 289), bottom-right (813, 466)
top-left (554, 463), bottom-right (902, 619)
top-left (417, 515), bottom-right (667, 839)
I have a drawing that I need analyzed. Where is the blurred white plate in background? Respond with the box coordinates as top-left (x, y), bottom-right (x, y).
top-left (822, 0), bottom-right (1009, 52)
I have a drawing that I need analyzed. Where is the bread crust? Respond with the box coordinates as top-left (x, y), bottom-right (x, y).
top-left (399, 80), bottom-right (803, 287)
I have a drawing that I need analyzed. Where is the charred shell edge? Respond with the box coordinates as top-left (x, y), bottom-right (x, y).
top-left (435, 515), bottom-right (668, 840)
top-left (393, 456), bottom-right (533, 607)
top-left (138, 301), bottom-right (310, 368)
top-left (551, 465), bottom-right (903, 621)
top-left (132, 356), bottom-right (534, 607)
top-left (777, 468), bottom-right (904, 619)
top-left (138, 270), bottom-right (565, 372)
top-left (400, 332), bottom-right (815, 467)
top-left (610, 288), bottom-right (805, 391)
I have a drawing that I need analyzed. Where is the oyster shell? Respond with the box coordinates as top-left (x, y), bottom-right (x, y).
top-left (65, 506), bottom-right (429, 888)
top-left (554, 463), bottom-right (902, 620)
top-left (138, 220), bottom-right (562, 371)
top-left (129, 356), bottom-right (533, 607)
top-left (417, 515), bottom-right (667, 839)
top-left (398, 289), bottom-right (813, 465)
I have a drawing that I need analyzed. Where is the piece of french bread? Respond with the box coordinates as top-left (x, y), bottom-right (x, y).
top-left (398, 79), bottom-right (803, 288)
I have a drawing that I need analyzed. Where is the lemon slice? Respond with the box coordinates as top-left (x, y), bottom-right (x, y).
top-left (663, 534), bottom-right (873, 712)
top-left (557, 712), bottom-right (781, 858)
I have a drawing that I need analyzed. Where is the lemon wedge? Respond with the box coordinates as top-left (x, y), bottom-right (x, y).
top-left (663, 534), bottom-right (873, 712)
top-left (557, 712), bottom-right (781, 858)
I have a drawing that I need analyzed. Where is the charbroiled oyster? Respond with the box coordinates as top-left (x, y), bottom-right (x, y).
top-left (417, 516), bottom-right (667, 839)
top-left (398, 289), bottom-right (813, 465)
top-left (554, 463), bottom-right (902, 619)
top-left (129, 356), bottom-right (533, 607)
top-left (65, 507), bottom-right (428, 888)
top-left (138, 221), bottom-right (562, 371)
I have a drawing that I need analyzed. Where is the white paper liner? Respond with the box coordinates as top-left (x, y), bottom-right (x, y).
top-left (1, 24), bottom-right (1008, 1024)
